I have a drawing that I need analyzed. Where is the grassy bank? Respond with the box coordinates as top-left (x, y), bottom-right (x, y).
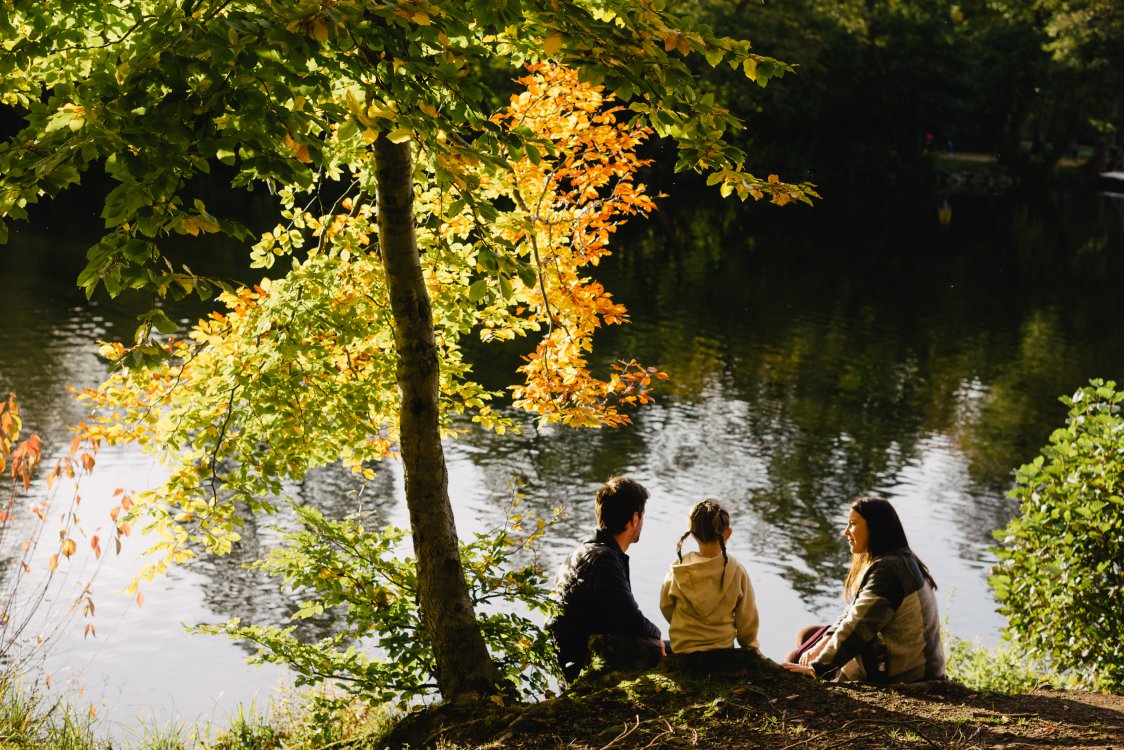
top-left (0, 676), bottom-right (392, 750)
top-left (379, 648), bottom-right (1124, 750)
top-left (3, 644), bottom-right (1122, 750)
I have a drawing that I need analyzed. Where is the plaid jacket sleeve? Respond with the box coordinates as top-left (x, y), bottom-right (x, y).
top-left (811, 560), bottom-right (906, 678)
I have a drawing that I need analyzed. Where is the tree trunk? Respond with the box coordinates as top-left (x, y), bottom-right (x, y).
top-left (373, 135), bottom-right (499, 701)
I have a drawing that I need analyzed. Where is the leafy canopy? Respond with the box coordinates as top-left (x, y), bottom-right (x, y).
top-left (0, 0), bottom-right (814, 296)
top-left (74, 64), bottom-right (671, 585)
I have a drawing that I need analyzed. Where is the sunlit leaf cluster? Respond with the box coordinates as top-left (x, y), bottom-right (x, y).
top-left (72, 64), bottom-right (670, 582)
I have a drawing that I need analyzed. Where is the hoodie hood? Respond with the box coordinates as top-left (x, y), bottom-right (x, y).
top-left (668, 551), bottom-right (739, 618)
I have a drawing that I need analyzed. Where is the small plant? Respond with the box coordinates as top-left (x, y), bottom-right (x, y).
top-left (944, 635), bottom-right (1047, 694)
top-left (2, 392), bottom-right (117, 674)
top-left (991, 379), bottom-right (1124, 691)
top-left (0, 675), bottom-right (101, 750)
top-left (198, 496), bottom-right (561, 709)
top-left (132, 715), bottom-right (191, 750)
top-left (206, 702), bottom-right (283, 750)
top-left (263, 685), bottom-right (397, 749)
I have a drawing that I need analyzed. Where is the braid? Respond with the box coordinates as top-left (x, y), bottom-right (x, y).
top-left (716, 516), bottom-right (729, 588)
top-left (676, 531), bottom-right (691, 562)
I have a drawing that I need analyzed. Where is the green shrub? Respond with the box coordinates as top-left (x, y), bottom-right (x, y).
top-left (199, 501), bottom-right (561, 709)
top-left (991, 379), bottom-right (1124, 691)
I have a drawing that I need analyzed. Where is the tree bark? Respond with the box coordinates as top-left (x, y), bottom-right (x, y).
top-left (373, 135), bottom-right (499, 701)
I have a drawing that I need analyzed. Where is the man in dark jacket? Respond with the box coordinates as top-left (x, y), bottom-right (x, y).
top-left (547, 476), bottom-right (663, 681)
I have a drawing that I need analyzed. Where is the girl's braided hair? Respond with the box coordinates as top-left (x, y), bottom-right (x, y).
top-left (676, 499), bottom-right (731, 586)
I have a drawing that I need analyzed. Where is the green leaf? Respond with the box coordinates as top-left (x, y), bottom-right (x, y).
top-left (516, 264), bottom-right (538, 289)
top-left (468, 279), bottom-right (488, 303)
top-left (149, 309), bottom-right (179, 334)
top-left (121, 239), bottom-right (151, 263)
top-left (477, 246), bottom-right (498, 272)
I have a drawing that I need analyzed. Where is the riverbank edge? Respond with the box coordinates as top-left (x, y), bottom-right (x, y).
top-left (375, 650), bottom-right (1124, 750)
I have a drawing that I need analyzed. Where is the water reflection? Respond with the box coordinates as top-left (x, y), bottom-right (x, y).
top-left (455, 188), bottom-right (1124, 625)
top-left (189, 463), bottom-right (400, 652)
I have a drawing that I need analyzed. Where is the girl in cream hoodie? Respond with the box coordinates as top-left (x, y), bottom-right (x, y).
top-left (660, 500), bottom-right (760, 654)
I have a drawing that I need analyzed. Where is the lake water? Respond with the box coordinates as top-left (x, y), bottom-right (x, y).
top-left (1, 186), bottom-right (1122, 736)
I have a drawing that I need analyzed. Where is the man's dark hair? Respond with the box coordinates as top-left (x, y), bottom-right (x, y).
top-left (595, 477), bottom-right (649, 534)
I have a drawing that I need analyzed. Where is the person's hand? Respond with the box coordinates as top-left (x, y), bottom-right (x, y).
top-left (660, 637), bottom-right (667, 656)
top-left (781, 661), bottom-right (815, 677)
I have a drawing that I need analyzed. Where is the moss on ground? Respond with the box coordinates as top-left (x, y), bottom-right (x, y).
top-left (370, 650), bottom-right (1124, 750)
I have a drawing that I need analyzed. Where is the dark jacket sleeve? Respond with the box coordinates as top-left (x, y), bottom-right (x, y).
top-left (811, 561), bottom-right (905, 678)
top-left (586, 548), bottom-right (661, 640)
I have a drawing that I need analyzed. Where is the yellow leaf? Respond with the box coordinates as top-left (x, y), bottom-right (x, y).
top-left (282, 134), bottom-right (311, 163)
top-left (345, 89), bottom-right (362, 115)
top-left (419, 102), bottom-right (438, 118)
top-left (310, 19), bottom-right (329, 43)
top-left (767, 173), bottom-right (780, 184)
top-left (48, 554), bottom-right (58, 572)
top-left (367, 102), bottom-right (396, 120)
top-left (543, 32), bottom-right (564, 55)
top-left (719, 181), bottom-right (733, 198)
top-left (386, 128), bottom-right (413, 144)
top-left (743, 57), bottom-right (757, 81)
top-left (61, 538), bottom-right (77, 558)
top-left (413, 11), bottom-right (431, 25)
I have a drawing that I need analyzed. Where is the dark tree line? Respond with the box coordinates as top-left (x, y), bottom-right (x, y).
top-left (680, 0), bottom-right (1124, 189)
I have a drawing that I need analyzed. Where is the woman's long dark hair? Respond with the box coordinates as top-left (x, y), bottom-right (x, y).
top-left (843, 495), bottom-right (937, 600)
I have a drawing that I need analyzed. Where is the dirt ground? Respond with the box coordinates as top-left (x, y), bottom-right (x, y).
top-left (375, 651), bottom-right (1124, 750)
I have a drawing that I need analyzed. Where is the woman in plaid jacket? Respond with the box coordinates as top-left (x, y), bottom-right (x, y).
top-left (781, 496), bottom-right (946, 683)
